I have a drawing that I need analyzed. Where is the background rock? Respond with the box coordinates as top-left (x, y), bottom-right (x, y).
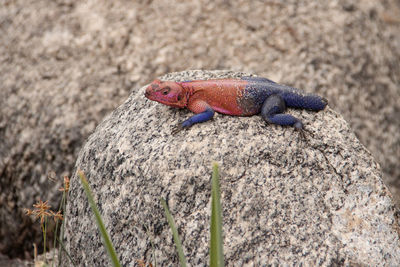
top-left (65, 70), bottom-right (400, 266)
top-left (1, 0), bottom-right (399, 260)
top-left (0, 253), bottom-right (30, 267)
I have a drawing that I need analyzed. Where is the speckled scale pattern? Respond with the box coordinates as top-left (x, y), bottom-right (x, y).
top-left (179, 76), bottom-right (327, 116)
top-left (157, 76), bottom-right (328, 130)
top-left (180, 79), bottom-right (248, 115)
top-left (241, 76), bottom-right (328, 113)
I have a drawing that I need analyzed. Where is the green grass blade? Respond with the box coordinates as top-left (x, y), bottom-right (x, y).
top-left (161, 198), bottom-right (187, 267)
top-left (58, 191), bottom-right (67, 266)
top-left (55, 236), bottom-right (76, 266)
top-left (210, 163), bottom-right (224, 267)
top-left (78, 170), bottom-right (121, 267)
top-left (52, 217), bottom-right (59, 267)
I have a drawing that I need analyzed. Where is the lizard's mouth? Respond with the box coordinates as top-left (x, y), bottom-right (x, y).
top-left (145, 93), bottom-right (179, 107)
top-left (144, 90), bottom-right (159, 101)
top-left (144, 88), bottom-right (185, 108)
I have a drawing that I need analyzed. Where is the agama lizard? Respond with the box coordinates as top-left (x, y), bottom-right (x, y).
top-left (144, 76), bottom-right (328, 134)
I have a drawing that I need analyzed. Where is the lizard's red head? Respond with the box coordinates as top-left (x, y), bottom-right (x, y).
top-left (145, 79), bottom-right (187, 108)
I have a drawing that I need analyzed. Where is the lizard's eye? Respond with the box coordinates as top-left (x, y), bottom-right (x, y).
top-left (161, 86), bottom-right (171, 95)
top-left (177, 95), bottom-right (182, 101)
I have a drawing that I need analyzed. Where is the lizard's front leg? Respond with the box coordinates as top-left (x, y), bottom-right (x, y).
top-left (172, 100), bottom-right (215, 134)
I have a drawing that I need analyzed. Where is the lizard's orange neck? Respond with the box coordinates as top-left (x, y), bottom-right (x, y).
top-left (178, 82), bottom-right (196, 108)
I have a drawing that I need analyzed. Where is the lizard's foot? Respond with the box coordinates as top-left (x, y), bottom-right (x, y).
top-left (293, 120), bottom-right (313, 142)
top-left (295, 126), bottom-right (314, 143)
top-left (296, 128), bottom-right (307, 143)
top-left (171, 124), bottom-right (185, 135)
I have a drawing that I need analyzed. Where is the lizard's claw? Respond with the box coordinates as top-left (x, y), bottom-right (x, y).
top-left (303, 127), bottom-right (314, 138)
top-left (295, 126), bottom-right (314, 143)
top-left (171, 124), bottom-right (184, 135)
top-left (298, 129), bottom-right (307, 143)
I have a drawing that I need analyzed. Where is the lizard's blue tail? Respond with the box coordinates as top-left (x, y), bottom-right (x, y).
top-left (280, 92), bottom-right (328, 111)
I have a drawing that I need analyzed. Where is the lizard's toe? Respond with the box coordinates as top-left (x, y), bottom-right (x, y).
top-left (171, 124), bottom-right (184, 135)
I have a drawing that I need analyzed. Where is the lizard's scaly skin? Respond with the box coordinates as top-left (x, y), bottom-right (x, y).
top-left (144, 76), bottom-right (328, 131)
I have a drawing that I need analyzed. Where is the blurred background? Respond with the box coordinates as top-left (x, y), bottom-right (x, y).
top-left (1, 0), bottom-right (399, 262)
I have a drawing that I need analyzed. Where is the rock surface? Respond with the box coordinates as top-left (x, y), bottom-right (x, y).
top-left (1, 0), bottom-right (399, 260)
top-left (65, 70), bottom-right (400, 266)
top-left (0, 253), bottom-right (30, 267)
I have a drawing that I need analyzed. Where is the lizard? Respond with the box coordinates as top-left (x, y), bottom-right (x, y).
top-left (144, 76), bottom-right (328, 134)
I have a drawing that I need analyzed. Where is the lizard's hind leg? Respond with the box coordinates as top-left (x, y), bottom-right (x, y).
top-left (261, 94), bottom-right (303, 130)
